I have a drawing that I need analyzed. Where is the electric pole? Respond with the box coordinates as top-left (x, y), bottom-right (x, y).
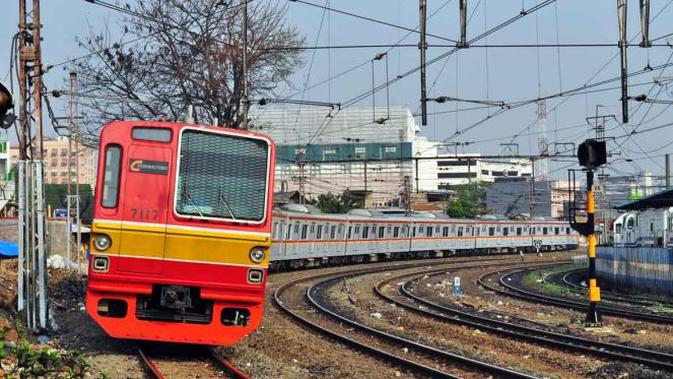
top-left (17, 0), bottom-right (48, 332)
top-left (419, 0), bottom-right (428, 126)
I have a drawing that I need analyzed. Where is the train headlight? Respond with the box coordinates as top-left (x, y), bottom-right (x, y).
top-left (94, 234), bottom-right (111, 251)
top-left (249, 247), bottom-right (266, 263)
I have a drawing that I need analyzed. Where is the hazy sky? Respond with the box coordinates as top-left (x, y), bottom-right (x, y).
top-left (2, 1), bottom-right (673, 180)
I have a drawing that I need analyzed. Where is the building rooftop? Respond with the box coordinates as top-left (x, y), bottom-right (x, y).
top-left (616, 187), bottom-right (673, 210)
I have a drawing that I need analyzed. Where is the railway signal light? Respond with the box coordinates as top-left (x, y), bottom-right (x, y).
top-left (0, 82), bottom-right (15, 129)
top-left (577, 139), bottom-right (607, 170)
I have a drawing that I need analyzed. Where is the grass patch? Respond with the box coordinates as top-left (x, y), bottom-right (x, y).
top-left (522, 265), bottom-right (576, 296)
top-left (652, 303), bottom-right (673, 314)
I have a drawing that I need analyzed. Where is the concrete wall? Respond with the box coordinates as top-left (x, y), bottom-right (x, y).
top-left (597, 246), bottom-right (673, 295)
top-left (0, 219), bottom-right (70, 257)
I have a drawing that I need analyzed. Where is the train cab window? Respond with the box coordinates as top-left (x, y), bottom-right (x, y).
top-left (317, 225), bottom-right (323, 239)
top-left (132, 127), bottom-right (172, 142)
top-left (488, 227), bottom-right (495, 236)
top-left (502, 227), bottom-right (508, 236)
top-left (543, 227), bottom-right (548, 235)
top-left (378, 226), bottom-right (385, 238)
top-left (442, 227), bottom-right (449, 237)
top-left (516, 227), bottom-right (522, 236)
top-left (101, 145), bottom-right (122, 208)
top-left (626, 218), bottom-right (635, 230)
top-left (301, 225), bottom-right (308, 240)
top-left (393, 227), bottom-right (399, 238)
top-left (426, 226), bottom-right (433, 237)
top-left (457, 227), bottom-right (464, 237)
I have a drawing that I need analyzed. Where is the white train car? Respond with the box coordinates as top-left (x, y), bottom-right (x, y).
top-left (270, 205), bottom-right (579, 268)
top-left (613, 208), bottom-right (673, 247)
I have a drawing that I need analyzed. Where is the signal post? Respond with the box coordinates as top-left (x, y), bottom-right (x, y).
top-left (570, 139), bottom-right (607, 326)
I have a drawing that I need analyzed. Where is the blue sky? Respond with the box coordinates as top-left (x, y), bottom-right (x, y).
top-left (2, 1), bottom-right (673, 180)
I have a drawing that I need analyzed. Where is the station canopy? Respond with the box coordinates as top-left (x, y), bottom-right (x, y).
top-left (616, 187), bottom-right (673, 211)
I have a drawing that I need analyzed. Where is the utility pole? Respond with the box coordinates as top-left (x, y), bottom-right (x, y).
top-left (419, 0), bottom-right (428, 126)
top-left (17, 0), bottom-right (48, 332)
top-left (241, 0), bottom-right (249, 130)
top-left (296, 150), bottom-right (305, 205)
top-left (68, 72), bottom-right (77, 196)
top-left (458, 0), bottom-right (468, 48)
top-left (666, 154), bottom-right (670, 188)
top-left (617, 0), bottom-right (629, 123)
top-left (402, 175), bottom-right (412, 216)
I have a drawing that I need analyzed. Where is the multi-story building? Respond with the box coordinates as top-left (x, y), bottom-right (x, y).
top-left (9, 137), bottom-right (97, 189)
top-left (252, 105), bottom-right (540, 206)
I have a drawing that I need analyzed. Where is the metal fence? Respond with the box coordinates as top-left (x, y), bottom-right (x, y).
top-left (597, 247), bottom-right (673, 295)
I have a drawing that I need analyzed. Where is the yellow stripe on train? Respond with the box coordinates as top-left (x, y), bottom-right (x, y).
top-left (91, 219), bottom-right (271, 266)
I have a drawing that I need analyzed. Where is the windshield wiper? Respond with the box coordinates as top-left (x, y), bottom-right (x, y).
top-left (184, 191), bottom-right (204, 217)
top-left (217, 187), bottom-right (238, 221)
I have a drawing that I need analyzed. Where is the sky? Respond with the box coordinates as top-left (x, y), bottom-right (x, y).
top-left (2, 0), bottom-right (673, 181)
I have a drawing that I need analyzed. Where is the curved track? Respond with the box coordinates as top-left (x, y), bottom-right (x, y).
top-left (479, 267), bottom-right (673, 324)
top-left (137, 347), bottom-right (251, 379)
top-left (376, 267), bottom-right (673, 372)
top-left (558, 269), bottom-right (673, 308)
top-left (273, 259), bottom-right (539, 378)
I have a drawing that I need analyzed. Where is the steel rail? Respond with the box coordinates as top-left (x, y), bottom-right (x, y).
top-left (137, 348), bottom-right (165, 379)
top-left (480, 268), bottom-right (673, 324)
top-left (273, 258), bottom-right (538, 378)
top-left (377, 267), bottom-right (673, 372)
top-left (137, 347), bottom-right (251, 379)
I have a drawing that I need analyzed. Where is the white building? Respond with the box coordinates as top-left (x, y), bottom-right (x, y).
top-left (414, 137), bottom-right (532, 190)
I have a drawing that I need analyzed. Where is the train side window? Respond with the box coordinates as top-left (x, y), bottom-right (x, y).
top-left (516, 227), bottom-right (522, 236)
top-left (317, 225), bottom-right (323, 239)
top-left (286, 224), bottom-right (293, 240)
top-left (474, 228), bottom-right (480, 236)
top-left (442, 227), bottom-right (449, 237)
top-left (310, 224), bottom-right (315, 234)
top-left (426, 226), bottom-right (433, 237)
top-left (388, 227), bottom-right (393, 234)
top-left (401, 226), bottom-right (408, 237)
top-left (301, 225), bottom-right (308, 240)
top-left (393, 227), bottom-right (399, 238)
top-left (488, 227), bottom-right (495, 236)
top-left (132, 127), bottom-right (172, 142)
top-left (502, 227), bottom-right (508, 236)
top-left (554, 227), bottom-right (559, 235)
top-left (543, 227), bottom-right (548, 235)
top-left (451, 225), bottom-right (456, 234)
top-left (347, 226), bottom-right (352, 239)
top-left (566, 227), bottom-right (571, 234)
top-left (362, 226), bottom-right (369, 239)
top-left (434, 226), bottom-right (440, 233)
top-left (331, 225), bottom-right (337, 239)
top-left (272, 222), bottom-right (279, 239)
top-left (101, 145), bottom-right (122, 208)
top-left (457, 227), bottom-right (463, 237)
top-left (378, 226), bottom-right (385, 238)
top-left (466, 227), bottom-right (471, 235)
top-left (370, 226), bottom-right (377, 239)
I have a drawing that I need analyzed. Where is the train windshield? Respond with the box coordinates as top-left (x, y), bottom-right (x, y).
top-left (175, 129), bottom-right (269, 222)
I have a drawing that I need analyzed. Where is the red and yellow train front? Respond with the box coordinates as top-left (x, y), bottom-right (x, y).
top-left (86, 121), bottom-right (275, 346)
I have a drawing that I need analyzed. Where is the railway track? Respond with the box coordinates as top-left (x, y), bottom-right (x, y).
top-left (376, 266), bottom-right (673, 372)
top-left (557, 269), bottom-right (673, 308)
top-left (273, 258), bottom-right (541, 378)
top-left (479, 267), bottom-right (673, 324)
top-left (137, 346), bottom-right (251, 379)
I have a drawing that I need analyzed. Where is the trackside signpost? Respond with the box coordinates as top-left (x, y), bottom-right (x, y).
top-left (569, 138), bottom-right (607, 326)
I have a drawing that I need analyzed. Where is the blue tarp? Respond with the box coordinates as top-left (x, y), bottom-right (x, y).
top-left (0, 240), bottom-right (18, 258)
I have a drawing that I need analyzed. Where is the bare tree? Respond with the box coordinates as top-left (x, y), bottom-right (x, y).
top-left (70, 0), bottom-right (304, 143)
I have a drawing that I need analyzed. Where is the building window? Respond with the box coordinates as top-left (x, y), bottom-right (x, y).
top-left (481, 170), bottom-right (489, 175)
top-left (507, 171), bottom-right (518, 176)
top-left (384, 146), bottom-right (397, 153)
top-left (437, 172), bottom-right (478, 179)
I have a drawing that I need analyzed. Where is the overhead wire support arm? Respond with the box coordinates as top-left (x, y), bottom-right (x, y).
top-left (428, 96), bottom-right (508, 108)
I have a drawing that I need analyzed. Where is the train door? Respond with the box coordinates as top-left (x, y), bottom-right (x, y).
top-left (118, 143), bottom-right (172, 274)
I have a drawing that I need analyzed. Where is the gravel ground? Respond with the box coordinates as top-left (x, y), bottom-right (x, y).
top-left (411, 257), bottom-right (671, 378)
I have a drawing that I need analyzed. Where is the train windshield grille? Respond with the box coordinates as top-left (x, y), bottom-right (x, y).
top-left (175, 130), bottom-right (268, 221)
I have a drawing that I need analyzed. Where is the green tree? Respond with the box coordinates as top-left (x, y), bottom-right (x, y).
top-left (446, 183), bottom-right (487, 219)
top-left (310, 189), bottom-right (362, 214)
top-left (44, 184), bottom-right (94, 224)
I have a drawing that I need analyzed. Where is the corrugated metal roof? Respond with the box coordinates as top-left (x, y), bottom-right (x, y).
top-left (249, 106), bottom-right (418, 146)
top-left (616, 187), bottom-right (673, 210)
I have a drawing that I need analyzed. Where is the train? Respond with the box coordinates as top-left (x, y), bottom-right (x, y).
top-left (86, 121), bottom-right (276, 346)
top-left (613, 208), bottom-right (673, 247)
top-left (270, 204), bottom-right (579, 270)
